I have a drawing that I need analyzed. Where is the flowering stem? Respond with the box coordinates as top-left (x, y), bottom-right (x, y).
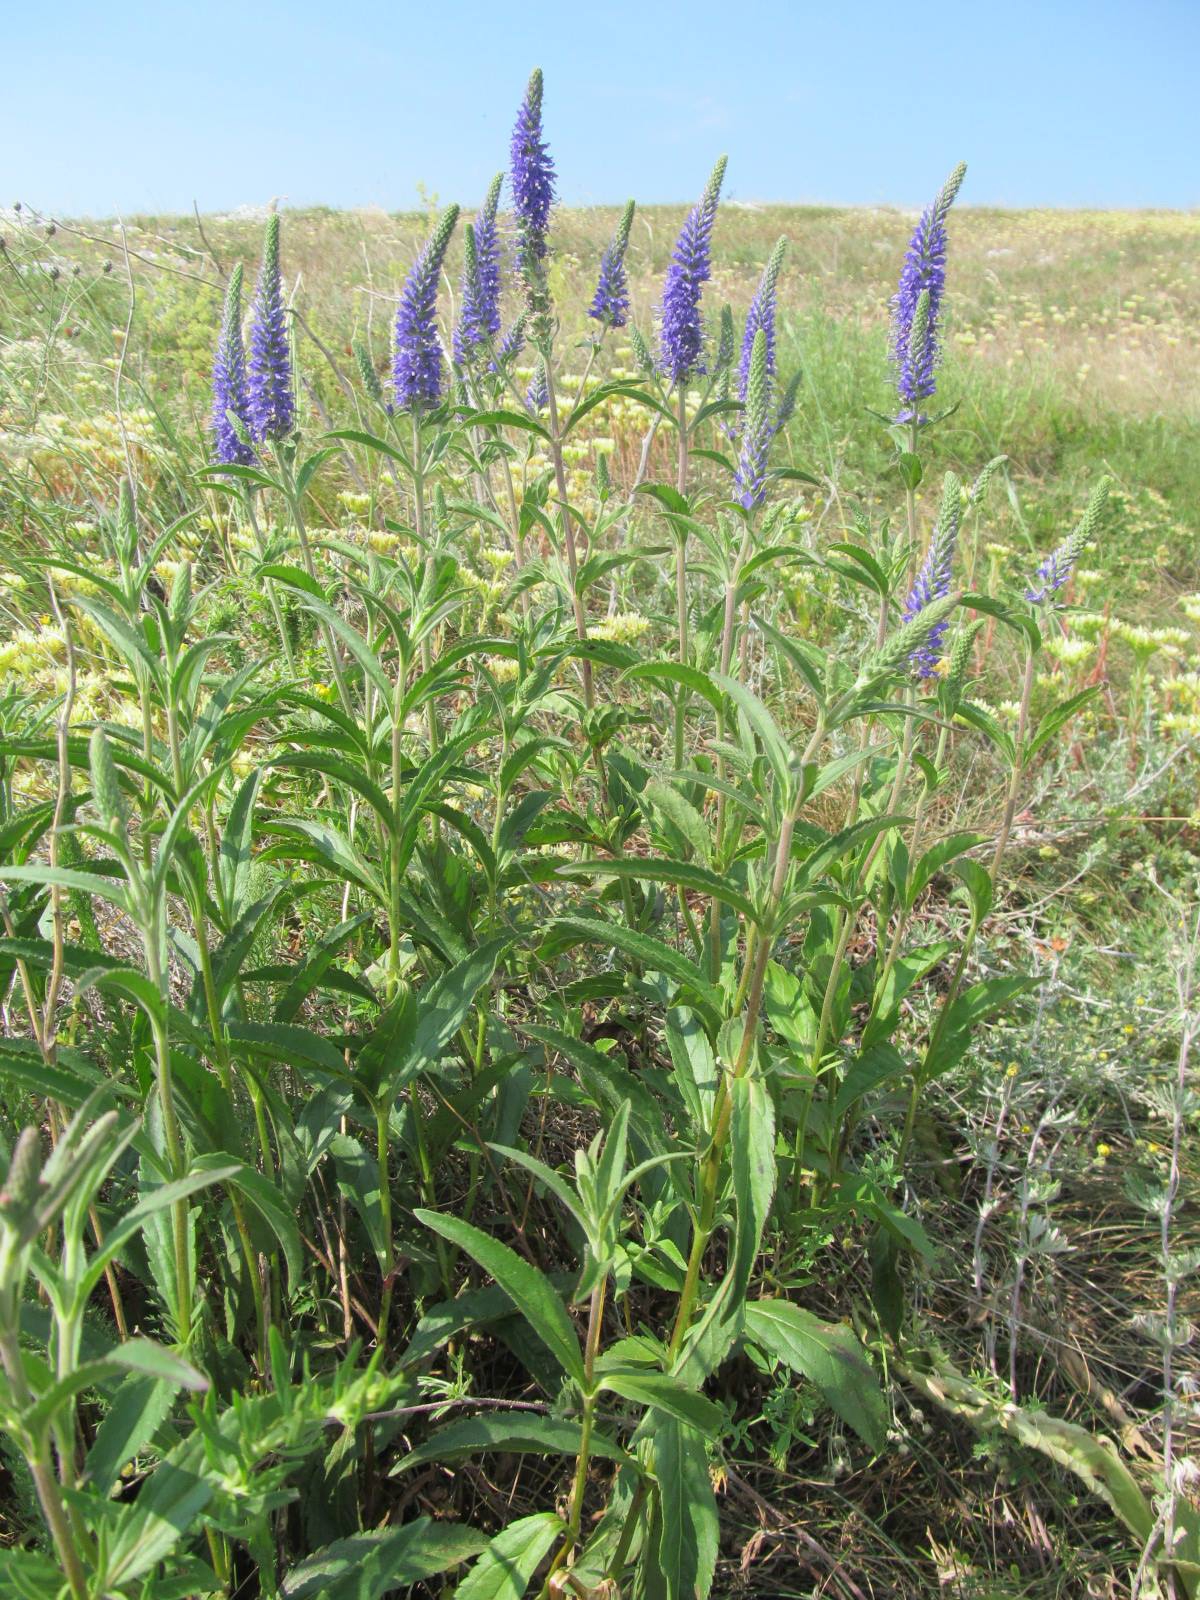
top-left (411, 415), bottom-right (440, 758)
top-left (899, 641), bottom-right (1035, 1165)
top-left (144, 935), bottom-right (193, 1340)
top-left (244, 487), bottom-right (296, 675)
top-left (800, 701), bottom-right (916, 1202)
top-left (277, 453), bottom-right (354, 715)
top-left (544, 367), bottom-right (592, 710)
top-left (668, 719), bottom-right (825, 1361)
top-left (567, 1280), bottom-right (605, 1543)
top-left (673, 388), bottom-right (690, 770)
top-left (989, 641), bottom-right (1036, 884)
top-left (709, 523), bottom-right (755, 979)
top-left (0, 1336), bottom-right (89, 1600)
top-left (873, 719), bottom-right (950, 1018)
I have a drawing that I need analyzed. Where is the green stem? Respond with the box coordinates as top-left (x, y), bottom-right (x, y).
top-left (246, 488), bottom-right (296, 675)
top-left (672, 389), bottom-right (690, 771)
top-left (544, 364), bottom-right (592, 709)
top-left (278, 452), bottom-right (354, 716)
top-left (144, 929), bottom-right (192, 1339)
top-left (195, 910), bottom-right (270, 1364)
top-left (899, 641), bottom-right (1035, 1165)
top-left (374, 1098), bottom-right (394, 1351)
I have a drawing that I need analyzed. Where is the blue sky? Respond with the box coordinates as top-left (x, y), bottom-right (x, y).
top-left (6, 0), bottom-right (1198, 215)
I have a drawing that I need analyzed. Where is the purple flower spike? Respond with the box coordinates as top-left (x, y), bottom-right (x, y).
top-left (738, 236), bottom-right (786, 403)
top-left (454, 174), bottom-right (503, 365)
top-left (659, 156), bottom-right (727, 385)
top-left (733, 327), bottom-right (771, 510)
top-left (903, 472), bottom-right (962, 674)
top-left (1026, 477), bottom-right (1110, 605)
top-left (394, 204), bottom-right (460, 413)
top-left (891, 162), bottom-right (966, 424)
top-left (589, 200), bottom-right (635, 331)
top-left (211, 262), bottom-right (255, 466)
top-left (492, 315), bottom-right (527, 373)
top-left (511, 68), bottom-right (555, 259)
top-left (526, 359), bottom-right (549, 413)
top-left (247, 214), bottom-right (296, 443)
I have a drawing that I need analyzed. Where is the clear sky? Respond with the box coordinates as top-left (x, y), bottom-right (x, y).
top-left (6, 0), bottom-right (1198, 216)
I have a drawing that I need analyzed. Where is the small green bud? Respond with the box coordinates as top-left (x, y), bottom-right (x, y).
top-left (628, 323), bottom-right (654, 377)
top-left (353, 339), bottom-right (384, 404)
top-left (117, 476), bottom-right (138, 563)
top-left (0, 1127), bottom-right (44, 1223)
top-left (970, 455), bottom-right (1008, 506)
top-left (89, 727), bottom-right (128, 833)
top-left (943, 619), bottom-right (984, 712)
top-left (168, 559), bottom-right (192, 624)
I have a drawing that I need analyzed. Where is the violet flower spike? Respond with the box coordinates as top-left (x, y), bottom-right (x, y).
top-left (393, 204), bottom-right (460, 413)
top-left (247, 214), bottom-right (295, 444)
top-left (526, 359), bottom-right (549, 413)
top-left (659, 155), bottom-right (727, 385)
top-left (491, 314), bottom-right (527, 374)
top-left (738, 236), bottom-right (786, 403)
top-left (1025, 477), bottom-right (1110, 605)
top-left (902, 471), bottom-right (962, 675)
top-left (589, 200), bottom-right (635, 331)
top-left (510, 68), bottom-right (555, 260)
top-left (733, 326), bottom-right (772, 510)
top-left (891, 161), bottom-right (966, 425)
top-left (211, 262), bottom-right (255, 466)
top-left (454, 173), bottom-right (503, 364)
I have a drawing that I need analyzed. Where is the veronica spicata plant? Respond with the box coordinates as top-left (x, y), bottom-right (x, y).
top-left (0, 61), bottom-right (1170, 1600)
top-left (891, 161), bottom-right (967, 425)
top-left (247, 212), bottom-right (295, 443)
top-left (210, 261), bottom-right (254, 466)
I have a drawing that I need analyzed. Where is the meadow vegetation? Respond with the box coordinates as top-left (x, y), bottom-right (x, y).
top-left (0, 72), bottom-right (1198, 1600)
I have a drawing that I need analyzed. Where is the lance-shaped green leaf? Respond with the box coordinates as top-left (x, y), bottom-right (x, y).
top-left (730, 1071), bottom-right (775, 1300)
top-left (414, 1210), bottom-right (585, 1386)
top-left (453, 1513), bottom-right (565, 1600)
top-left (539, 916), bottom-right (721, 1017)
top-left (742, 1299), bottom-right (886, 1449)
top-left (557, 857), bottom-right (759, 927)
top-left (599, 1369), bottom-right (724, 1434)
top-left (0, 862), bottom-right (130, 914)
top-left (395, 1413), bottom-right (631, 1471)
top-left (279, 1519), bottom-right (486, 1599)
top-left (655, 1417), bottom-right (719, 1600)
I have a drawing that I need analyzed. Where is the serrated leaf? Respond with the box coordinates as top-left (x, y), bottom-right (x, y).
top-left (414, 1211), bottom-right (585, 1386)
top-left (742, 1300), bottom-right (886, 1449)
top-left (396, 1413), bottom-right (630, 1471)
top-left (452, 1513), bottom-right (564, 1600)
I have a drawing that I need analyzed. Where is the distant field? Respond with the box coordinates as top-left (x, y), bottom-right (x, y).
top-left (6, 199), bottom-right (1199, 591)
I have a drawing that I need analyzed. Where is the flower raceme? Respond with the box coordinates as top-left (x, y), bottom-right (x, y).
top-left (733, 328), bottom-right (773, 510)
top-left (510, 68), bottom-right (555, 259)
top-left (454, 174), bottom-right (503, 365)
top-left (1026, 477), bottom-right (1111, 604)
top-left (739, 236), bottom-right (786, 402)
top-left (247, 214), bottom-right (296, 443)
top-left (210, 262), bottom-right (254, 466)
top-left (589, 200), bottom-right (636, 331)
top-left (659, 155), bottom-right (727, 385)
top-left (891, 161), bottom-right (967, 425)
top-left (394, 205), bottom-right (460, 413)
top-left (902, 471), bottom-right (963, 675)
